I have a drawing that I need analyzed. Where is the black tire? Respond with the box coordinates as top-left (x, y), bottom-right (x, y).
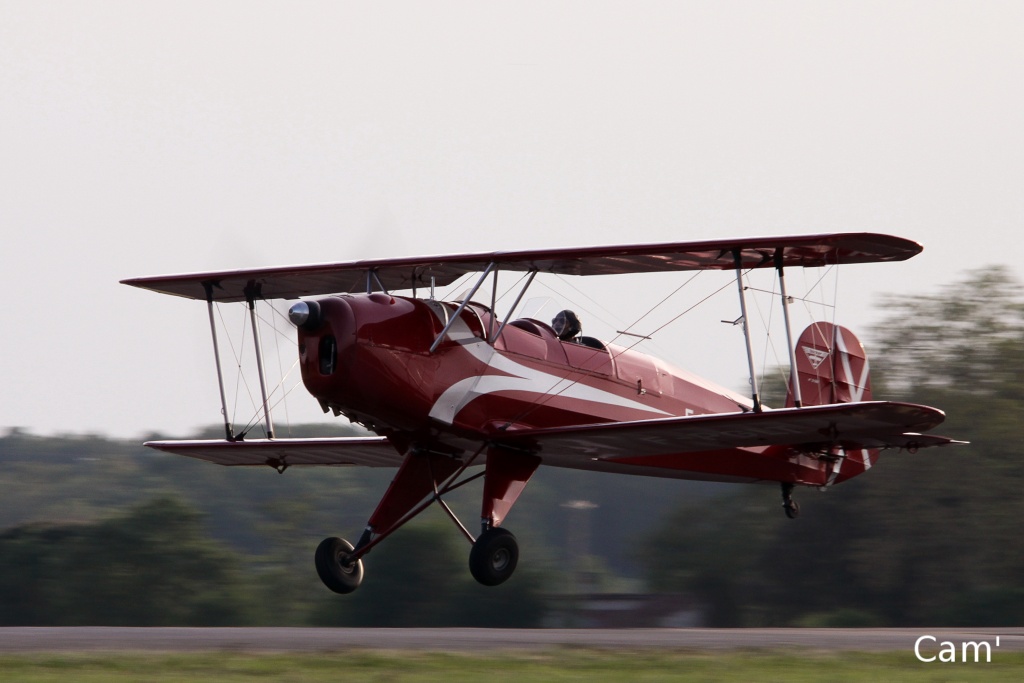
top-left (469, 527), bottom-right (519, 586)
top-left (784, 500), bottom-right (801, 519)
top-left (315, 537), bottom-right (364, 594)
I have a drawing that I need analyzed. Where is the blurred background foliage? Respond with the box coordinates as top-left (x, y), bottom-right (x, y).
top-left (0, 423), bottom-right (707, 626)
top-left (642, 266), bottom-right (1024, 626)
top-left (1, 267), bottom-right (1022, 627)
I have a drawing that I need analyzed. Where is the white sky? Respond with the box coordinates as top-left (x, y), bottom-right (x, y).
top-left (2, 1), bottom-right (1022, 438)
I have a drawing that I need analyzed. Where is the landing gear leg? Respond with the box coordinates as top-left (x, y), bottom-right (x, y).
top-left (468, 447), bottom-right (540, 587)
top-left (314, 450), bottom-right (464, 594)
top-left (781, 482), bottom-right (800, 519)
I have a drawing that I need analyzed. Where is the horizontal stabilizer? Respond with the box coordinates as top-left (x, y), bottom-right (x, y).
top-left (144, 436), bottom-right (403, 469)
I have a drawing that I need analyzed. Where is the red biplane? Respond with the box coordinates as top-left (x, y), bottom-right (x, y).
top-left (122, 233), bottom-right (961, 593)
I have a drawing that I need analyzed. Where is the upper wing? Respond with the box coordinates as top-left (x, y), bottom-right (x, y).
top-left (495, 401), bottom-right (962, 467)
top-left (144, 436), bottom-right (403, 468)
top-left (121, 232), bottom-right (921, 302)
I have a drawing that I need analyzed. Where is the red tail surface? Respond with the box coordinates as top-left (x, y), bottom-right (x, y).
top-left (787, 322), bottom-right (871, 408)
top-left (787, 322), bottom-right (877, 483)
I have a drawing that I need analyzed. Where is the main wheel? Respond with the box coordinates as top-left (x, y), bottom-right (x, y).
top-left (784, 500), bottom-right (801, 519)
top-left (469, 527), bottom-right (519, 586)
top-left (315, 537), bottom-right (364, 594)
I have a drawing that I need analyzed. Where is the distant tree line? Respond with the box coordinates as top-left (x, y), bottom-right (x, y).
top-left (0, 496), bottom-right (549, 626)
top-left (0, 498), bottom-right (248, 625)
top-left (0, 416), bottom-right (711, 626)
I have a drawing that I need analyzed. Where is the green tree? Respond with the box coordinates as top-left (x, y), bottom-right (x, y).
top-left (0, 497), bottom-right (252, 625)
top-left (1, 416), bottom-right (724, 605)
top-left (870, 265), bottom-right (1024, 396)
top-left (642, 496), bottom-right (777, 626)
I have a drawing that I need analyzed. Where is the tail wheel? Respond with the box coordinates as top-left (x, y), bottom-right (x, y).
top-left (315, 537), bottom-right (364, 594)
top-left (469, 527), bottom-right (519, 586)
top-left (781, 482), bottom-right (800, 520)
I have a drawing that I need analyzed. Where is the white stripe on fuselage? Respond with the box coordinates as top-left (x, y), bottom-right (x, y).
top-left (427, 323), bottom-right (672, 425)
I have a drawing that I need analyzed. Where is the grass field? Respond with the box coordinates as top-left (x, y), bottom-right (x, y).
top-left (1, 650), bottom-right (1023, 682)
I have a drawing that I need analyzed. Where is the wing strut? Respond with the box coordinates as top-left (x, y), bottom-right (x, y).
top-left (490, 270), bottom-right (538, 343)
top-left (429, 262), bottom-right (495, 353)
top-left (366, 269), bottom-right (389, 295)
top-left (246, 293), bottom-right (275, 439)
top-left (488, 268), bottom-right (499, 340)
top-left (204, 283), bottom-right (235, 441)
top-left (424, 262), bottom-right (541, 348)
top-left (733, 250), bottom-right (762, 412)
top-left (775, 250), bottom-right (803, 408)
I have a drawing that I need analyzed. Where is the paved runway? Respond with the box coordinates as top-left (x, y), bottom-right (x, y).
top-left (1, 627), bottom-right (1023, 653)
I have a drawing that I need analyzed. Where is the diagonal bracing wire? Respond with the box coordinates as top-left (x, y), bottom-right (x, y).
top-left (499, 273), bottom-right (736, 429)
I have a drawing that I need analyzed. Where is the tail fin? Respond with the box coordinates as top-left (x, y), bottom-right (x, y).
top-left (788, 322), bottom-right (879, 484)
top-left (787, 322), bottom-right (871, 408)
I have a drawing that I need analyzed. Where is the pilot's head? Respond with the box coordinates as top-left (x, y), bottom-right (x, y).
top-left (552, 309), bottom-right (582, 341)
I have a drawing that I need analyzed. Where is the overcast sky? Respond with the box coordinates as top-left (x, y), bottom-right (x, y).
top-left (2, 1), bottom-right (1022, 438)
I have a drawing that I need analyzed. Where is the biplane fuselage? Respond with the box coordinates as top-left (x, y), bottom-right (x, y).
top-left (301, 292), bottom-right (742, 431)
top-left (296, 292), bottom-right (866, 488)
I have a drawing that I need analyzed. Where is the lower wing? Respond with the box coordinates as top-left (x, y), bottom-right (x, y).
top-left (144, 436), bottom-right (403, 470)
top-left (144, 402), bottom-right (963, 477)
top-left (495, 401), bottom-right (963, 464)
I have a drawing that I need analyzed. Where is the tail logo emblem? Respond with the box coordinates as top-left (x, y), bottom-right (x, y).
top-left (802, 346), bottom-right (829, 370)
